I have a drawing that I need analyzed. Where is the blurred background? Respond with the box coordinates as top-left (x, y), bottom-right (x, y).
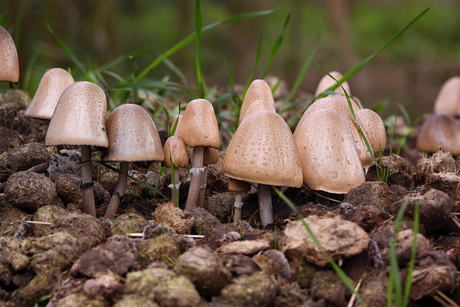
top-left (1, 0), bottom-right (459, 120)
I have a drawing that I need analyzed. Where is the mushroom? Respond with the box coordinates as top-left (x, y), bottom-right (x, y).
top-left (227, 177), bottom-right (251, 223)
top-left (174, 99), bottom-right (220, 211)
top-left (314, 71), bottom-right (361, 111)
top-left (224, 109), bottom-right (303, 226)
top-left (25, 68), bottom-right (74, 119)
top-left (355, 108), bottom-right (387, 153)
top-left (163, 135), bottom-right (189, 205)
top-left (45, 81), bottom-right (108, 217)
top-left (433, 76), bottom-right (460, 116)
top-left (300, 97), bottom-right (373, 168)
top-left (241, 99), bottom-right (276, 122)
top-left (0, 25), bottom-right (19, 84)
top-left (416, 113), bottom-right (460, 155)
top-left (239, 79), bottom-right (275, 123)
top-left (103, 103), bottom-right (164, 218)
top-left (293, 108), bottom-right (365, 202)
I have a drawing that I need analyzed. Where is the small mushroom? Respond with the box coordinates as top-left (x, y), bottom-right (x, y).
top-left (224, 109), bottom-right (303, 226)
top-left (45, 81), bottom-right (109, 217)
top-left (103, 104), bottom-right (164, 218)
top-left (0, 25), bottom-right (19, 83)
top-left (433, 76), bottom-right (460, 116)
top-left (314, 71), bottom-right (361, 110)
top-left (355, 108), bottom-right (387, 153)
top-left (25, 68), bottom-right (75, 119)
top-left (416, 113), bottom-right (460, 155)
top-left (239, 79), bottom-right (275, 123)
top-left (198, 147), bottom-right (220, 207)
top-left (227, 178), bottom-right (251, 223)
top-left (174, 99), bottom-right (220, 211)
top-left (163, 135), bottom-right (189, 205)
top-left (293, 108), bottom-right (365, 200)
top-left (241, 99), bottom-right (276, 122)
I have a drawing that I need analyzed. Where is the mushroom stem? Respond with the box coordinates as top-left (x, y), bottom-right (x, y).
top-left (233, 192), bottom-right (243, 223)
top-left (258, 184), bottom-right (274, 227)
top-left (184, 146), bottom-right (205, 211)
top-left (81, 145), bottom-right (96, 217)
top-left (197, 166), bottom-right (209, 207)
top-left (104, 161), bottom-right (130, 218)
top-left (169, 167), bottom-right (180, 205)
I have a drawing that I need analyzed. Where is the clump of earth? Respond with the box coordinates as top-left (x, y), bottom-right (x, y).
top-left (1, 89), bottom-right (460, 307)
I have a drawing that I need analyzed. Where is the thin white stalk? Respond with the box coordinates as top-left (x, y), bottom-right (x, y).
top-left (185, 146), bottom-right (204, 211)
top-left (258, 184), bottom-right (274, 227)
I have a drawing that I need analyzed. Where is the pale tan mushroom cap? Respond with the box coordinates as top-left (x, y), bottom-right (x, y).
top-left (203, 147), bottom-right (219, 165)
top-left (300, 97), bottom-right (373, 167)
top-left (45, 81), bottom-right (108, 147)
top-left (25, 68), bottom-right (75, 119)
top-left (163, 136), bottom-right (189, 167)
top-left (314, 71), bottom-right (351, 97)
top-left (356, 109), bottom-right (387, 151)
top-left (241, 99), bottom-right (276, 122)
top-left (433, 76), bottom-right (460, 115)
top-left (228, 177), bottom-right (251, 192)
top-left (104, 104), bottom-right (164, 162)
top-left (239, 79), bottom-right (275, 123)
top-left (416, 113), bottom-right (460, 155)
top-left (293, 108), bottom-right (365, 194)
top-left (0, 26), bottom-right (19, 83)
top-left (224, 109), bottom-right (303, 187)
top-left (175, 99), bottom-right (220, 148)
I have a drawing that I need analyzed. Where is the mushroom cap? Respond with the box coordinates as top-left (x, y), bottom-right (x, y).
top-left (433, 76), bottom-right (460, 116)
top-left (45, 81), bottom-right (109, 147)
top-left (0, 26), bottom-right (19, 83)
top-left (299, 97), bottom-right (373, 167)
top-left (224, 109), bottom-right (303, 187)
top-left (356, 109), bottom-right (387, 151)
top-left (241, 99), bottom-right (276, 122)
top-left (25, 68), bottom-right (75, 119)
top-left (416, 113), bottom-right (460, 155)
top-left (174, 99), bottom-right (220, 148)
top-left (239, 79), bottom-right (275, 123)
top-left (163, 136), bottom-right (189, 168)
top-left (293, 108), bottom-right (365, 194)
top-left (103, 104), bottom-right (164, 162)
top-left (203, 147), bottom-right (219, 165)
top-left (314, 71), bottom-right (350, 97)
top-left (228, 177), bottom-right (251, 192)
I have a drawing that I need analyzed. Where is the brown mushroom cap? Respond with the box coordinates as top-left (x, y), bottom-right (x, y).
top-left (299, 97), bottom-right (373, 167)
top-left (0, 26), bottom-right (19, 83)
top-left (174, 99), bottom-right (220, 148)
top-left (293, 108), bottom-right (365, 194)
top-left (356, 109), bottom-right (387, 151)
top-left (433, 76), bottom-right (460, 115)
top-left (103, 104), bottom-right (164, 162)
top-left (163, 136), bottom-right (189, 168)
top-left (416, 113), bottom-right (460, 155)
top-left (25, 68), bottom-right (75, 119)
top-left (45, 81), bottom-right (109, 147)
top-left (224, 109), bottom-right (302, 187)
top-left (239, 79), bottom-right (275, 123)
top-left (203, 147), bottom-right (219, 165)
top-left (228, 177), bottom-right (251, 192)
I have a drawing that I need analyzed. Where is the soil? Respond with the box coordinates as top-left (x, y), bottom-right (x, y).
top-left (1, 89), bottom-right (460, 307)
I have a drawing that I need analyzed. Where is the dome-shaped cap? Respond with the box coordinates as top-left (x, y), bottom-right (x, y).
top-left (241, 99), bottom-right (275, 122)
top-left (45, 81), bottom-right (108, 147)
top-left (0, 26), bottom-right (19, 83)
top-left (25, 68), bottom-right (74, 119)
top-left (356, 109), bottom-right (387, 151)
top-left (104, 104), bottom-right (164, 162)
top-left (224, 109), bottom-right (302, 187)
top-left (416, 113), bottom-right (460, 155)
top-left (163, 136), bottom-right (189, 167)
top-left (239, 79), bottom-right (275, 123)
top-left (174, 99), bottom-right (220, 148)
top-left (315, 71), bottom-right (350, 97)
top-left (293, 108), bottom-right (365, 194)
top-left (433, 76), bottom-right (460, 116)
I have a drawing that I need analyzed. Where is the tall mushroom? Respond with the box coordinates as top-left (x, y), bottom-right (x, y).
top-left (103, 103), bottom-right (164, 218)
top-left (0, 25), bottom-right (19, 84)
top-left (45, 81), bottom-right (108, 217)
top-left (239, 79), bottom-right (275, 123)
top-left (293, 108), bottom-right (365, 201)
top-left (25, 68), bottom-right (74, 119)
top-left (224, 109), bottom-right (303, 227)
top-left (174, 99), bottom-right (220, 211)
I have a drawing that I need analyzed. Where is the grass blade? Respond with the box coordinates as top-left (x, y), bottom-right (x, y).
top-left (194, 0), bottom-right (205, 97)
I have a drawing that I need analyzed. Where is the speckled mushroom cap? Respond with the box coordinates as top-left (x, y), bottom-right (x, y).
top-left (174, 99), bottom-right (220, 148)
top-left (25, 68), bottom-right (75, 119)
top-left (315, 71), bottom-right (349, 96)
top-left (103, 104), bottom-right (164, 162)
top-left (416, 113), bottom-right (460, 155)
top-left (355, 109), bottom-right (387, 151)
top-left (45, 81), bottom-right (108, 147)
top-left (239, 79), bottom-right (275, 123)
top-left (163, 136), bottom-right (189, 167)
top-left (293, 108), bottom-right (365, 194)
top-left (299, 97), bottom-right (373, 167)
top-left (224, 109), bottom-right (302, 187)
top-left (433, 76), bottom-right (460, 116)
top-left (241, 99), bottom-right (276, 122)
top-left (0, 26), bottom-right (19, 83)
